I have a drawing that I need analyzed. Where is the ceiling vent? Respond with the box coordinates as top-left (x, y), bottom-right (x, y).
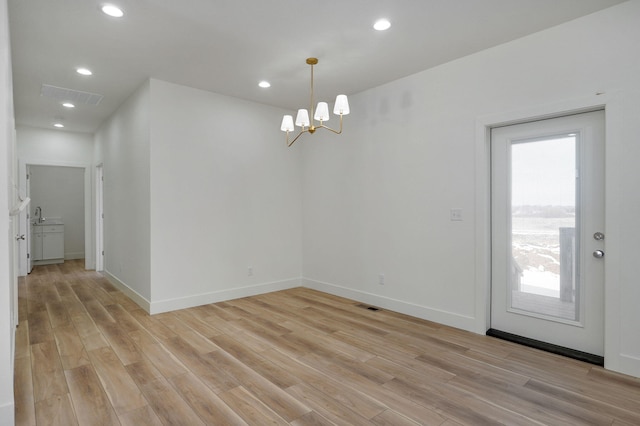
top-left (40, 84), bottom-right (103, 105)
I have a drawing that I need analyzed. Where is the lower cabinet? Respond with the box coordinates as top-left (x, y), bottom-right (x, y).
top-left (43, 231), bottom-right (64, 259)
top-left (32, 231), bottom-right (42, 260)
top-left (32, 224), bottom-right (64, 264)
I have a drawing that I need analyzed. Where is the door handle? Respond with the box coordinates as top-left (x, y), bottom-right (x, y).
top-left (593, 250), bottom-right (605, 258)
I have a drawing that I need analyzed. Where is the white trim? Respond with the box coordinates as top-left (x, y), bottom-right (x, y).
top-left (64, 251), bottom-right (85, 260)
top-left (474, 122), bottom-right (492, 334)
top-left (102, 271), bottom-right (151, 313)
top-left (95, 164), bottom-right (104, 272)
top-left (302, 278), bottom-right (477, 331)
top-left (619, 354), bottom-right (640, 378)
top-left (33, 259), bottom-right (64, 266)
top-left (18, 159), bottom-right (89, 168)
top-left (100, 273), bottom-right (478, 331)
top-left (149, 278), bottom-right (302, 315)
top-left (103, 274), bottom-right (302, 315)
top-left (0, 402), bottom-right (15, 426)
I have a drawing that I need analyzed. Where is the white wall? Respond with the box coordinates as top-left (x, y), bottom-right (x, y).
top-left (94, 81), bottom-right (151, 304)
top-left (0, 0), bottom-right (15, 421)
top-left (148, 79), bottom-right (302, 313)
top-left (302, 1), bottom-right (640, 377)
top-left (17, 126), bottom-right (93, 165)
top-left (29, 165), bottom-right (85, 259)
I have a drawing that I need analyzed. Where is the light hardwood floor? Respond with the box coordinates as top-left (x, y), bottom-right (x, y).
top-left (14, 260), bottom-right (640, 425)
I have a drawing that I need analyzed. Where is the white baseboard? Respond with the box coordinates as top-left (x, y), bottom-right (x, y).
top-left (301, 278), bottom-right (478, 333)
top-left (32, 258), bottom-right (63, 266)
top-left (64, 251), bottom-right (85, 260)
top-left (149, 278), bottom-right (302, 314)
top-left (103, 271), bottom-right (151, 312)
top-left (96, 273), bottom-right (477, 334)
top-left (0, 402), bottom-right (15, 426)
top-left (615, 353), bottom-right (640, 379)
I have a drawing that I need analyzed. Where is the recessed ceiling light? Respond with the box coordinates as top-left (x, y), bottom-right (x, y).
top-left (54, 123), bottom-right (64, 128)
top-left (76, 67), bottom-right (93, 76)
top-left (373, 19), bottom-right (391, 31)
top-left (62, 102), bottom-right (75, 108)
top-left (101, 4), bottom-right (124, 18)
top-left (258, 81), bottom-right (271, 88)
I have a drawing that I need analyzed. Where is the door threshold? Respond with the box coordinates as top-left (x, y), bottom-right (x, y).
top-left (487, 328), bottom-right (604, 366)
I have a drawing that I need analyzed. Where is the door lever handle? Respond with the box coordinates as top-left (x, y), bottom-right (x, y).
top-left (593, 250), bottom-right (605, 258)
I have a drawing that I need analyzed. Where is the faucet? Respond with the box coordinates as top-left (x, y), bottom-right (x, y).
top-left (34, 206), bottom-right (44, 223)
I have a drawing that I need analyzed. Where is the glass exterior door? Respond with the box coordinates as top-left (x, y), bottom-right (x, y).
top-left (491, 111), bottom-right (605, 356)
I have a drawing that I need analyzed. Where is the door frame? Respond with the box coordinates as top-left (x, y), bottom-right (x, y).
top-left (95, 164), bottom-right (104, 272)
top-left (474, 95), bottom-right (613, 359)
top-left (18, 159), bottom-right (93, 272)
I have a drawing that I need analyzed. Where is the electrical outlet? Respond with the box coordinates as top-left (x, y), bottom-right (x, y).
top-left (450, 208), bottom-right (463, 221)
top-left (248, 266), bottom-right (253, 277)
top-left (379, 274), bottom-right (385, 285)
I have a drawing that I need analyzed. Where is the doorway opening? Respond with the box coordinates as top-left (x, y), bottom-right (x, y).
top-left (18, 160), bottom-right (93, 275)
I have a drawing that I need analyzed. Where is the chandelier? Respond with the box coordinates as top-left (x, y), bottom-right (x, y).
top-left (280, 58), bottom-right (350, 147)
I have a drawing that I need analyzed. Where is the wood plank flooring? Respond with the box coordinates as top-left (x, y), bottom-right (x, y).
top-left (14, 260), bottom-right (640, 425)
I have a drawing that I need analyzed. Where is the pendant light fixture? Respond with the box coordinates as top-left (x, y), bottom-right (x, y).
top-left (280, 58), bottom-right (349, 147)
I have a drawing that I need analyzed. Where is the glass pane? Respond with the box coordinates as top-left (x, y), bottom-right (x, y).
top-left (510, 135), bottom-right (578, 321)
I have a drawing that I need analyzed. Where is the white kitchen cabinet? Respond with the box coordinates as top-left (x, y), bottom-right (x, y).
top-left (32, 230), bottom-right (42, 260)
top-left (32, 224), bottom-right (64, 264)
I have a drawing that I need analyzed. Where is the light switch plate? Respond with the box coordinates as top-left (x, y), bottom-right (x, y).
top-left (450, 208), bottom-right (463, 221)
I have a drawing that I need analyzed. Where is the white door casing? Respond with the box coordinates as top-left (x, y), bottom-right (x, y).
top-left (96, 164), bottom-right (104, 272)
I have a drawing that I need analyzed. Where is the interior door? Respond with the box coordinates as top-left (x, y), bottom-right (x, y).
top-left (491, 110), bottom-right (605, 357)
top-left (17, 190), bottom-right (29, 275)
top-left (18, 162), bottom-right (33, 275)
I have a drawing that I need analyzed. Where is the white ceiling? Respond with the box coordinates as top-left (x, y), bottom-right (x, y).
top-left (8, 0), bottom-right (626, 134)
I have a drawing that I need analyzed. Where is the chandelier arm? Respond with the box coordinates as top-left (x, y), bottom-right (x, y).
top-left (317, 114), bottom-right (344, 135)
top-left (287, 129), bottom-right (309, 147)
